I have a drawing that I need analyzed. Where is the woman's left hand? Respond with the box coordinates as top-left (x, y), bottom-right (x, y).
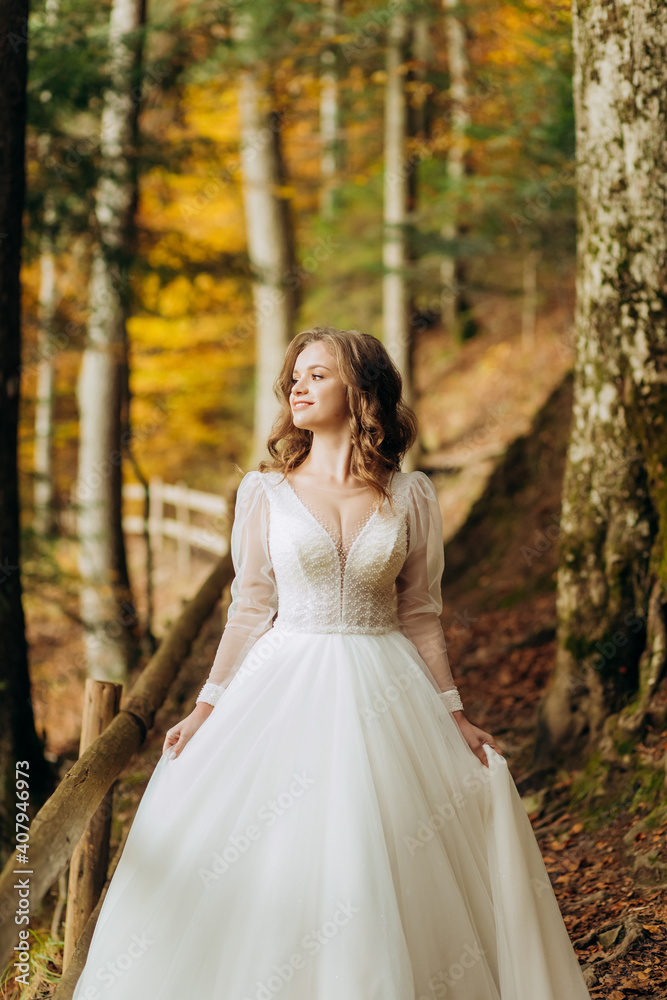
top-left (452, 712), bottom-right (504, 768)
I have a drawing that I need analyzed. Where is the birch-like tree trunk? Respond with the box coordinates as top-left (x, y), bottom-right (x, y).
top-left (0, 0), bottom-right (51, 859)
top-left (319, 0), bottom-right (342, 218)
top-left (75, 0), bottom-right (145, 682)
top-left (383, 10), bottom-right (418, 471)
top-left (537, 0), bottom-right (667, 763)
top-left (235, 20), bottom-right (297, 465)
top-left (33, 1), bottom-right (59, 538)
top-left (34, 186), bottom-right (57, 535)
top-left (440, 0), bottom-right (470, 337)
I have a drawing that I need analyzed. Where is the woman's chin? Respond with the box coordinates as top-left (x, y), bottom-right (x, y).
top-left (292, 414), bottom-right (315, 430)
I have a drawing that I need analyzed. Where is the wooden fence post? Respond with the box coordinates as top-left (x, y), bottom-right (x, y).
top-left (53, 830), bottom-right (129, 1000)
top-left (521, 248), bottom-right (539, 350)
top-left (62, 680), bottom-right (122, 971)
top-left (176, 479), bottom-right (190, 577)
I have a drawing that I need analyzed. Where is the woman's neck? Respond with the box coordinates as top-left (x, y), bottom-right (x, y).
top-left (289, 463), bottom-right (393, 491)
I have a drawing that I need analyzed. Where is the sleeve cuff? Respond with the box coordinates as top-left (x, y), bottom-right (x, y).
top-left (196, 682), bottom-right (225, 707)
top-left (439, 687), bottom-right (464, 713)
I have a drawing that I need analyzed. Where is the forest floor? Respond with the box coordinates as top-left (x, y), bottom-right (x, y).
top-left (7, 289), bottom-right (667, 998)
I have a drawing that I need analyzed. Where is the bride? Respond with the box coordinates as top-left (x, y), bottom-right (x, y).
top-left (71, 326), bottom-right (591, 999)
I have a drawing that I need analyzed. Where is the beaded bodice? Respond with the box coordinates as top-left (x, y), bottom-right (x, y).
top-left (263, 469), bottom-right (410, 634)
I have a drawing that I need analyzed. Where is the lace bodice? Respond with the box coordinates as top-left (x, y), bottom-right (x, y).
top-left (199, 468), bottom-right (458, 700)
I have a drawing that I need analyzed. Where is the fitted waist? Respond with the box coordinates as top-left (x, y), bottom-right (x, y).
top-left (271, 617), bottom-right (399, 637)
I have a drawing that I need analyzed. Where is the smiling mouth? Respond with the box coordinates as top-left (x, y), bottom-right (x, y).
top-left (293, 402), bottom-right (313, 409)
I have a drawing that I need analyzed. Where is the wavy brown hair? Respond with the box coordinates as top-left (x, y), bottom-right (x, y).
top-left (257, 326), bottom-right (419, 508)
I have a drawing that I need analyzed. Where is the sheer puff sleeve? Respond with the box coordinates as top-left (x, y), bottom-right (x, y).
top-left (395, 471), bottom-right (464, 714)
top-left (196, 471), bottom-right (277, 706)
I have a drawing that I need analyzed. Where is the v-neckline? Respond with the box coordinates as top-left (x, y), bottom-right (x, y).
top-left (282, 472), bottom-right (396, 567)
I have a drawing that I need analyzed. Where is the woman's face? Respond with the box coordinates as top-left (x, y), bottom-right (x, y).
top-left (289, 341), bottom-right (350, 431)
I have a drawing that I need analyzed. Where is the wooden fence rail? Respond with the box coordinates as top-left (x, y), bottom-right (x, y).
top-left (0, 551), bottom-right (234, 974)
top-left (122, 478), bottom-right (229, 574)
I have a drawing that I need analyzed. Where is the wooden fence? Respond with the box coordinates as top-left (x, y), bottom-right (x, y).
top-left (122, 478), bottom-right (229, 574)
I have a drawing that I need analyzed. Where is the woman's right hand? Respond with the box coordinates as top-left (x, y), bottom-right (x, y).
top-left (162, 702), bottom-right (214, 759)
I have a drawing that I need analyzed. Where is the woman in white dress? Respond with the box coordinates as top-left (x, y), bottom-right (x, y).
top-left (71, 327), bottom-right (591, 1000)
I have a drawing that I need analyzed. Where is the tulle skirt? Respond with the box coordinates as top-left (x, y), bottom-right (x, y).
top-left (72, 624), bottom-right (591, 1000)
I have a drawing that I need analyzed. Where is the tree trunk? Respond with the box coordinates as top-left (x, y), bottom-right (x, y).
top-left (405, 14), bottom-right (431, 340)
top-left (440, 0), bottom-right (472, 339)
top-left (33, 0), bottom-right (60, 537)
top-left (74, 0), bottom-right (145, 683)
top-left (235, 19), bottom-right (297, 465)
top-left (537, 0), bottom-right (667, 766)
top-left (34, 186), bottom-right (58, 535)
top-left (410, 15), bottom-right (433, 144)
top-left (383, 10), bottom-right (419, 471)
top-left (0, 0), bottom-right (51, 861)
top-left (319, 0), bottom-right (343, 219)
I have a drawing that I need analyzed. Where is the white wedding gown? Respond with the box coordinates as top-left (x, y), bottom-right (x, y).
top-left (72, 469), bottom-right (591, 1000)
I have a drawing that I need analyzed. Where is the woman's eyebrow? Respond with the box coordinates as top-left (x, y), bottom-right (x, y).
top-left (292, 365), bottom-right (331, 374)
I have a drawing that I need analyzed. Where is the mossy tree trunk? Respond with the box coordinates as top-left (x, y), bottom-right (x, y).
top-left (537, 0), bottom-right (667, 764)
